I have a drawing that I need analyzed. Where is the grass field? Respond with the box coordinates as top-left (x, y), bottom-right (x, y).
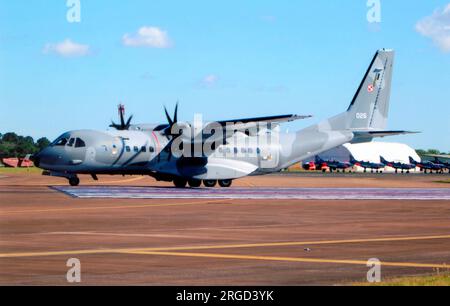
top-left (0, 167), bottom-right (41, 174)
top-left (356, 273), bottom-right (450, 286)
top-left (435, 179), bottom-right (450, 184)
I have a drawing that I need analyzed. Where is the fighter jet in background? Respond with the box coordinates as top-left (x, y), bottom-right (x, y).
top-left (315, 156), bottom-right (352, 173)
top-left (350, 155), bottom-right (385, 173)
top-left (380, 156), bottom-right (416, 173)
top-left (32, 49), bottom-right (416, 187)
top-left (409, 157), bottom-right (445, 174)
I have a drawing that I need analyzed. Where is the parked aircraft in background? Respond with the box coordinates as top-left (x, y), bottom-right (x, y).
top-left (409, 157), bottom-right (445, 174)
top-left (426, 154), bottom-right (450, 171)
top-left (380, 156), bottom-right (415, 173)
top-left (32, 49), bottom-right (416, 187)
top-left (315, 156), bottom-right (352, 173)
top-left (349, 155), bottom-right (385, 173)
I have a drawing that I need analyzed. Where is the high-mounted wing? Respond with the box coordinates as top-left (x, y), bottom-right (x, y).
top-left (203, 114), bottom-right (312, 136)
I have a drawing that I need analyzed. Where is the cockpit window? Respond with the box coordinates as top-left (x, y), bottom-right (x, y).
top-left (51, 133), bottom-right (70, 146)
top-left (53, 137), bottom-right (68, 146)
top-left (67, 138), bottom-right (75, 147)
top-left (75, 138), bottom-right (86, 148)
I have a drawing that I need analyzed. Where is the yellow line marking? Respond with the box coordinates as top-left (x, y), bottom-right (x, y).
top-left (122, 250), bottom-right (450, 269)
top-left (0, 199), bottom-right (226, 215)
top-left (1, 234), bottom-right (450, 258)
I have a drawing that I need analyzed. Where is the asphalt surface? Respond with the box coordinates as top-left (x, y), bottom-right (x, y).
top-left (0, 172), bottom-right (449, 285)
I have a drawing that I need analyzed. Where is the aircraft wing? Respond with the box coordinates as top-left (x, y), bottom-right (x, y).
top-left (204, 114), bottom-right (312, 134)
top-left (216, 114), bottom-right (312, 126)
top-left (181, 114), bottom-right (312, 146)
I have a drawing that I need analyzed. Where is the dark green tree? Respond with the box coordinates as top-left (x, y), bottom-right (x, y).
top-left (36, 137), bottom-right (51, 150)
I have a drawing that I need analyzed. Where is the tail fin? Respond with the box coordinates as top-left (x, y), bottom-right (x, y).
top-left (409, 156), bottom-right (418, 165)
top-left (313, 49), bottom-right (396, 133)
top-left (349, 154), bottom-right (358, 164)
top-left (380, 156), bottom-right (389, 165)
top-left (346, 49), bottom-right (394, 130)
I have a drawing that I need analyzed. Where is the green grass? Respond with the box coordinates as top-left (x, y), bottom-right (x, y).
top-left (0, 166), bottom-right (42, 174)
top-left (434, 179), bottom-right (450, 184)
top-left (355, 273), bottom-right (450, 286)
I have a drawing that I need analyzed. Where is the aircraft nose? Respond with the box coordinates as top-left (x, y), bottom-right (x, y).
top-left (30, 152), bottom-right (41, 167)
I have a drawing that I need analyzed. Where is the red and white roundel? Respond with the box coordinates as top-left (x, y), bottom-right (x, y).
top-left (367, 84), bottom-right (374, 93)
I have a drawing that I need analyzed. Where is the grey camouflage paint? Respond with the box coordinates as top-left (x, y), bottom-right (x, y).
top-left (35, 49), bottom-right (407, 182)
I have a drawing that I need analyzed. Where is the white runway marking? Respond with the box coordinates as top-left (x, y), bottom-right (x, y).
top-left (52, 186), bottom-right (450, 200)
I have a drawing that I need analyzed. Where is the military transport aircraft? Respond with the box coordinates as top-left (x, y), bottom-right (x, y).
top-left (32, 49), bottom-right (416, 187)
top-left (350, 155), bottom-right (385, 173)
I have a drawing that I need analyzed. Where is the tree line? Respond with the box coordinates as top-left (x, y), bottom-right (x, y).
top-left (0, 132), bottom-right (50, 158)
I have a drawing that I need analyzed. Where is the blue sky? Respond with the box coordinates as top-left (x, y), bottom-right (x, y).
top-left (0, 0), bottom-right (449, 150)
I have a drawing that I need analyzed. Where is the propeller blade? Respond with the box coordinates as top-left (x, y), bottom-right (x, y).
top-left (125, 115), bottom-right (133, 128)
top-left (164, 106), bottom-right (173, 126)
top-left (120, 112), bottom-right (125, 128)
top-left (173, 102), bottom-right (178, 124)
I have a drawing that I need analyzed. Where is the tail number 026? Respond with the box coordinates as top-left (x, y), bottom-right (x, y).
top-left (356, 113), bottom-right (368, 119)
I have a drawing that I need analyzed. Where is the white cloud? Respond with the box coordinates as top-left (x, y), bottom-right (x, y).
top-left (416, 4), bottom-right (450, 52)
top-left (202, 74), bottom-right (218, 86)
top-left (43, 39), bottom-right (90, 57)
top-left (122, 26), bottom-right (172, 48)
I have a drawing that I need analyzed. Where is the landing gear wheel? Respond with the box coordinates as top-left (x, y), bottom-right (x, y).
top-left (218, 179), bottom-right (232, 188)
top-left (203, 180), bottom-right (217, 188)
top-left (173, 179), bottom-right (187, 188)
top-left (188, 179), bottom-right (202, 188)
top-left (69, 177), bottom-right (80, 186)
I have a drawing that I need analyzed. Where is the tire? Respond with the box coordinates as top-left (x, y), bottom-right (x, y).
top-left (69, 177), bottom-right (80, 186)
top-left (203, 180), bottom-right (217, 188)
top-left (173, 178), bottom-right (187, 188)
top-left (188, 179), bottom-right (202, 188)
top-left (218, 179), bottom-right (232, 188)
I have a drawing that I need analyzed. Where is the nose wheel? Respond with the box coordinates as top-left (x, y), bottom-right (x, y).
top-left (68, 176), bottom-right (80, 186)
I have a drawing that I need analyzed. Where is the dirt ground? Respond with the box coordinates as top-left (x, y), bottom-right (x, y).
top-left (0, 172), bottom-right (449, 285)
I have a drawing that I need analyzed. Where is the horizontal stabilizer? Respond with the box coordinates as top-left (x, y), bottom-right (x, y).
top-left (353, 130), bottom-right (420, 138)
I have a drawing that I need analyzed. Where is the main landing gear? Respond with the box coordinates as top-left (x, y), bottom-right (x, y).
top-left (68, 176), bottom-right (80, 186)
top-left (172, 179), bottom-right (233, 188)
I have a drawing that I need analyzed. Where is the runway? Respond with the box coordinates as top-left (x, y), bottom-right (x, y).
top-left (1, 173), bottom-right (450, 285)
top-left (52, 186), bottom-right (450, 200)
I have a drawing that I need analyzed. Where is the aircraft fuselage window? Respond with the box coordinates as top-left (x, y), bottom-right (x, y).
top-left (125, 146), bottom-right (131, 152)
top-left (241, 148), bottom-right (247, 154)
top-left (67, 138), bottom-right (75, 147)
top-left (234, 148), bottom-right (238, 154)
top-left (141, 146), bottom-right (146, 152)
top-left (149, 146), bottom-right (155, 153)
top-left (133, 146), bottom-right (139, 152)
top-left (248, 148), bottom-right (253, 154)
top-left (75, 138), bottom-right (86, 148)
